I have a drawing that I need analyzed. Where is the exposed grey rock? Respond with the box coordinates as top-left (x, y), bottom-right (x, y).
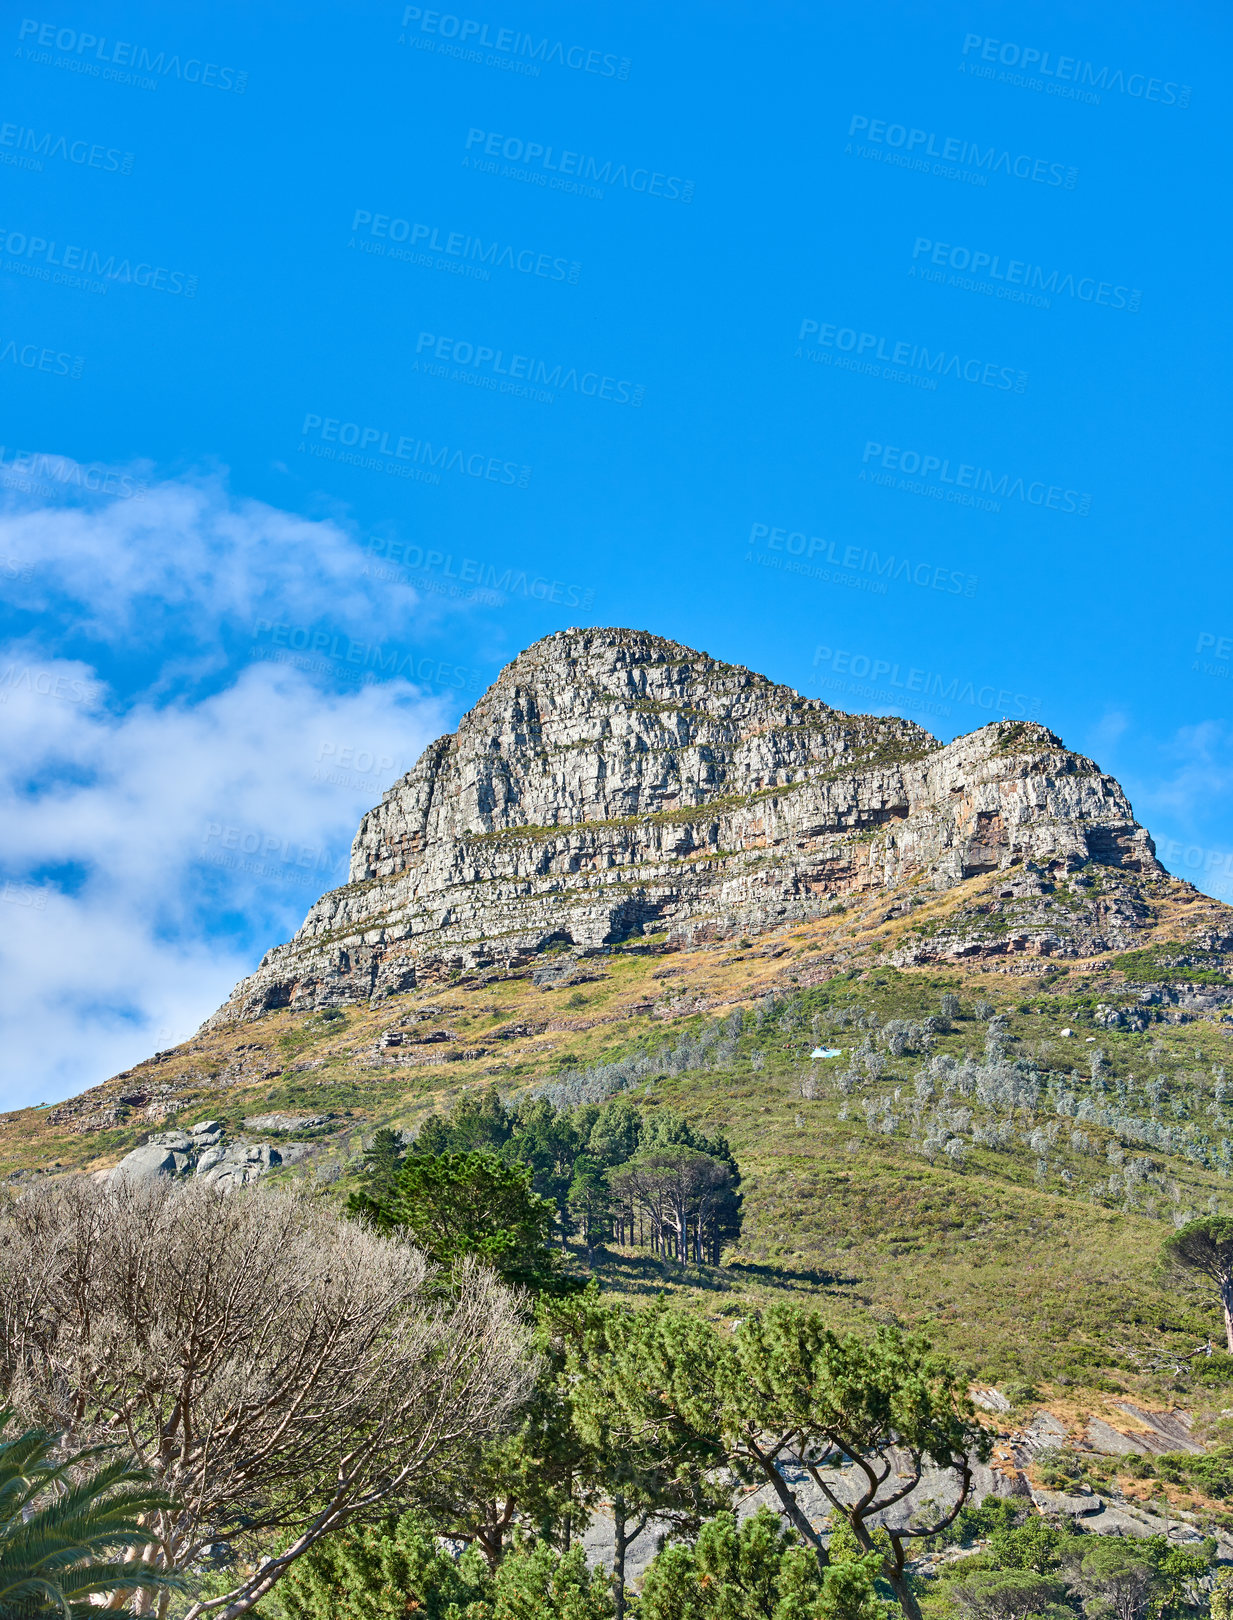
top-left (1075, 1496), bottom-right (1232, 1553)
top-left (581, 1452), bottom-right (1026, 1582)
top-left (1085, 1417), bottom-right (1152, 1456)
top-left (1018, 1410), bottom-right (1069, 1452)
top-left (1084, 1404), bottom-right (1201, 1458)
top-left (113, 1125), bottom-right (315, 1187)
top-left (242, 1113), bottom-right (334, 1134)
top-left (112, 1144), bottom-right (184, 1181)
top-left (195, 1142), bottom-right (311, 1186)
top-left (972, 1387), bottom-right (1012, 1413)
top-left (205, 629), bottom-right (1163, 1026)
top-left (1031, 1486), bottom-right (1104, 1516)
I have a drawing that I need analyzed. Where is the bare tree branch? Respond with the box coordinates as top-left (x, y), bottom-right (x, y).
top-left (0, 1176), bottom-right (534, 1619)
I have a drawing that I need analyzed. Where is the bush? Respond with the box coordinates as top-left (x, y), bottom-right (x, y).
top-left (275, 1519), bottom-right (611, 1620)
top-left (276, 1513), bottom-right (491, 1620)
top-left (1034, 1448), bottom-right (1083, 1490)
top-left (1155, 1447), bottom-right (1233, 1501)
top-left (638, 1508), bottom-right (886, 1620)
top-left (946, 1568), bottom-right (1068, 1620)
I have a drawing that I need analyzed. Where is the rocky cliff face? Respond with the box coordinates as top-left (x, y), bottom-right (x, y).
top-left (207, 629), bottom-right (1160, 1027)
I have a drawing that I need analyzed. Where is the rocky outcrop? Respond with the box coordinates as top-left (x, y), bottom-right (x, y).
top-left (207, 628), bottom-right (1162, 1027)
top-left (111, 1121), bottom-right (314, 1186)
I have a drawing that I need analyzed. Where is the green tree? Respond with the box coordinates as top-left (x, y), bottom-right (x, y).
top-left (357, 1127), bottom-right (405, 1201)
top-left (349, 1150), bottom-right (567, 1290)
top-left (641, 1111), bottom-right (743, 1256)
top-left (567, 1298), bottom-right (731, 1620)
top-left (609, 1148), bottom-right (735, 1266)
top-left (416, 1085), bottom-right (515, 1158)
top-left (506, 1100), bottom-right (587, 1243)
top-left (567, 1156), bottom-right (612, 1261)
top-left (415, 1294), bottom-right (602, 1569)
top-left (0, 1410), bottom-right (182, 1619)
top-left (1162, 1218), bottom-right (1233, 1351)
top-left (1137, 1535), bottom-right (1214, 1620)
top-left (1067, 1540), bottom-right (1158, 1620)
top-left (583, 1101), bottom-right (643, 1168)
top-left (489, 1540), bottom-right (612, 1620)
top-left (946, 1569), bottom-right (1068, 1620)
top-left (586, 1300), bottom-right (983, 1620)
top-left (275, 1518), bottom-right (610, 1620)
top-left (639, 1508), bottom-right (885, 1620)
top-left (720, 1307), bottom-right (987, 1619)
top-left (276, 1511), bottom-right (490, 1620)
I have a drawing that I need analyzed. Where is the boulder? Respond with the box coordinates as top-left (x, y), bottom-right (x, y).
top-left (147, 1130), bottom-right (192, 1150)
top-left (112, 1144), bottom-right (184, 1182)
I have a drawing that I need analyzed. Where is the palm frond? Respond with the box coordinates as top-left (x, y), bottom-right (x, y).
top-left (0, 1408), bottom-right (184, 1616)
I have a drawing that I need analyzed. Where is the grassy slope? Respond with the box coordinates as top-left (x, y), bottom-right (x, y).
top-left (5, 868), bottom-right (1233, 1465)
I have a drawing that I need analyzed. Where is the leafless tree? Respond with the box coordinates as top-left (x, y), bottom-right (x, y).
top-left (0, 1176), bottom-right (533, 1619)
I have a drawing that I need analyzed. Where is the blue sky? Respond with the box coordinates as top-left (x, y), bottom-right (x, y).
top-left (0, 0), bottom-right (1230, 1106)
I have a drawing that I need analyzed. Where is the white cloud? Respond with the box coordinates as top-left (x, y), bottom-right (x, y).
top-left (0, 658), bottom-right (450, 1110)
top-left (0, 465), bottom-right (461, 1110)
top-left (0, 463), bottom-right (426, 649)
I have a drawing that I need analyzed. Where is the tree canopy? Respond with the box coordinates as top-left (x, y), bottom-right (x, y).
top-left (349, 1149), bottom-right (566, 1291)
top-left (359, 1089), bottom-right (743, 1270)
top-left (0, 1177), bottom-right (531, 1620)
top-left (1162, 1217), bottom-right (1233, 1351)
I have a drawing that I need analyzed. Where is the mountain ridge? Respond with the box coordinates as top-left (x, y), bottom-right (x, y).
top-left (205, 626), bottom-right (1162, 1028)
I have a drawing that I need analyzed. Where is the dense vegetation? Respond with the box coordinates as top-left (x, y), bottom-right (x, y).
top-left (6, 884), bottom-right (1233, 1616)
top-left (351, 1087), bottom-right (742, 1270)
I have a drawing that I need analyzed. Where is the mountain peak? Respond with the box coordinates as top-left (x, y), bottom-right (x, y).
top-left (206, 631), bottom-right (1159, 1027)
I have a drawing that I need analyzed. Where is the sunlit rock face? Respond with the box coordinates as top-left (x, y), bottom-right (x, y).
top-left (206, 628), bottom-right (1159, 1026)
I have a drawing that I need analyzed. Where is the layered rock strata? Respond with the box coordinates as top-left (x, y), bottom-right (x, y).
top-left (208, 628), bottom-right (1160, 1026)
